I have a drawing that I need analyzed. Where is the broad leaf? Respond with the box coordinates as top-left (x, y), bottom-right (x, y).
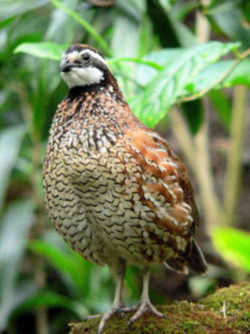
top-left (212, 227), bottom-right (250, 272)
top-left (14, 41), bottom-right (244, 130)
top-left (0, 0), bottom-right (48, 20)
top-left (29, 237), bottom-right (91, 296)
top-left (112, 14), bottom-right (140, 58)
top-left (130, 41), bottom-right (239, 128)
top-left (14, 41), bottom-right (68, 60)
top-left (51, 0), bottom-right (111, 56)
top-left (0, 16), bottom-right (15, 29)
top-left (46, 0), bottom-right (79, 44)
top-left (15, 290), bottom-right (87, 318)
top-left (109, 57), bottom-right (163, 70)
top-left (222, 59), bottom-right (250, 87)
top-left (187, 59), bottom-right (250, 96)
top-left (208, 1), bottom-right (250, 48)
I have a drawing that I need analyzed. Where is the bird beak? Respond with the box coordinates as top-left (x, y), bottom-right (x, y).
top-left (60, 58), bottom-right (74, 73)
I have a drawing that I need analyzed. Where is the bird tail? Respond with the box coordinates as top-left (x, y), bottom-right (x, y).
top-left (164, 239), bottom-right (207, 275)
top-left (187, 239), bottom-right (207, 274)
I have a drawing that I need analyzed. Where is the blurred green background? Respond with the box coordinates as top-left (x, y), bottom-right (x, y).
top-left (0, 0), bottom-right (250, 333)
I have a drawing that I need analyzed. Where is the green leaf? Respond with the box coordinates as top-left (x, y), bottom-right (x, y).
top-left (0, 0), bottom-right (49, 20)
top-left (112, 13), bottom-right (140, 58)
top-left (46, 0), bottom-right (79, 44)
top-left (0, 200), bottom-right (34, 331)
top-left (136, 49), bottom-right (184, 85)
top-left (208, 1), bottom-right (250, 48)
top-left (109, 57), bottom-right (163, 70)
top-left (130, 41), bottom-right (239, 128)
top-left (29, 238), bottom-right (91, 296)
top-left (212, 227), bottom-right (250, 272)
top-left (209, 90), bottom-right (232, 131)
top-left (138, 15), bottom-right (155, 57)
top-left (0, 125), bottom-right (26, 211)
top-left (14, 41), bottom-right (68, 60)
top-left (167, 5), bottom-right (198, 48)
top-left (51, 0), bottom-right (111, 56)
top-left (15, 290), bottom-right (87, 318)
top-left (0, 16), bottom-right (15, 29)
top-left (158, 0), bottom-right (176, 11)
top-left (182, 100), bottom-right (203, 135)
top-left (222, 59), bottom-right (250, 87)
top-left (187, 59), bottom-right (250, 96)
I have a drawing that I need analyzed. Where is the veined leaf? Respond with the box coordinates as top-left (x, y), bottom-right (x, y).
top-left (14, 41), bottom-right (68, 60)
top-left (187, 59), bottom-right (250, 95)
top-left (130, 41), bottom-right (239, 128)
top-left (212, 227), bottom-right (250, 272)
top-left (109, 57), bottom-right (163, 70)
top-left (14, 41), bottom-right (244, 130)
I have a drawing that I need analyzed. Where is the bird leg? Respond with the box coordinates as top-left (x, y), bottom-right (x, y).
top-left (128, 267), bottom-right (166, 326)
top-left (97, 260), bottom-right (126, 334)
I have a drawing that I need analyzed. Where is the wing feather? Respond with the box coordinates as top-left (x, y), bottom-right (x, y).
top-left (125, 127), bottom-right (199, 237)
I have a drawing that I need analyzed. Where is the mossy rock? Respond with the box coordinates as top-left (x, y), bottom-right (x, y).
top-left (69, 282), bottom-right (250, 334)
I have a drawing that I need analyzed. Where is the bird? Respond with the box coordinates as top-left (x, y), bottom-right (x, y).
top-left (42, 44), bottom-right (207, 333)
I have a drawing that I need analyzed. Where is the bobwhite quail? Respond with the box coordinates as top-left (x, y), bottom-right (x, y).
top-left (43, 44), bottom-right (207, 333)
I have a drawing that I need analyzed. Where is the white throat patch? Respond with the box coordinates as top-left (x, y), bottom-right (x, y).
top-left (61, 66), bottom-right (104, 88)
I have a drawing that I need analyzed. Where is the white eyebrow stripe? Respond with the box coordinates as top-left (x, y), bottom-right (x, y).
top-left (64, 50), bottom-right (80, 62)
top-left (80, 50), bottom-right (107, 65)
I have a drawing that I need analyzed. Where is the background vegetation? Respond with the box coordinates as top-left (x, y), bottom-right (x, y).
top-left (0, 0), bottom-right (250, 333)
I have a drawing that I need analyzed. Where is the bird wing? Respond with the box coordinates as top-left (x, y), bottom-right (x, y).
top-left (125, 126), bottom-right (199, 238)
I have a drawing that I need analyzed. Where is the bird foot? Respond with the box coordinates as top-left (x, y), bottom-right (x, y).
top-left (128, 300), bottom-right (166, 326)
top-left (84, 314), bottom-right (102, 320)
top-left (97, 307), bottom-right (129, 334)
top-left (84, 306), bottom-right (137, 334)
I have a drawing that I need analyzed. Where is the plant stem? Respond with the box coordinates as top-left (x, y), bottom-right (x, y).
top-left (194, 0), bottom-right (221, 232)
top-left (223, 86), bottom-right (248, 226)
top-left (171, 109), bottom-right (196, 172)
top-left (171, 0), bottom-right (222, 233)
top-left (35, 258), bottom-right (49, 334)
top-left (171, 109), bottom-right (222, 229)
top-left (193, 103), bottom-right (222, 230)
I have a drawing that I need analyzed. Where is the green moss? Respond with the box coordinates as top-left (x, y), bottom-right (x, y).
top-left (201, 282), bottom-right (250, 312)
top-left (182, 320), bottom-right (199, 332)
top-left (69, 283), bottom-right (250, 334)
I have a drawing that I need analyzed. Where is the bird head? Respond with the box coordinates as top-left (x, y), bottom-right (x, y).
top-left (60, 44), bottom-right (109, 88)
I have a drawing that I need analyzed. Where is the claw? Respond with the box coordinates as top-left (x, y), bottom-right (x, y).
top-left (128, 301), bottom-right (166, 326)
top-left (84, 314), bottom-right (101, 320)
top-left (97, 307), bottom-right (123, 334)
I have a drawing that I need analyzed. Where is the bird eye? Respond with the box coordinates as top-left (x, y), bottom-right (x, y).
top-left (82, 53), bottom-right (90, 61)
